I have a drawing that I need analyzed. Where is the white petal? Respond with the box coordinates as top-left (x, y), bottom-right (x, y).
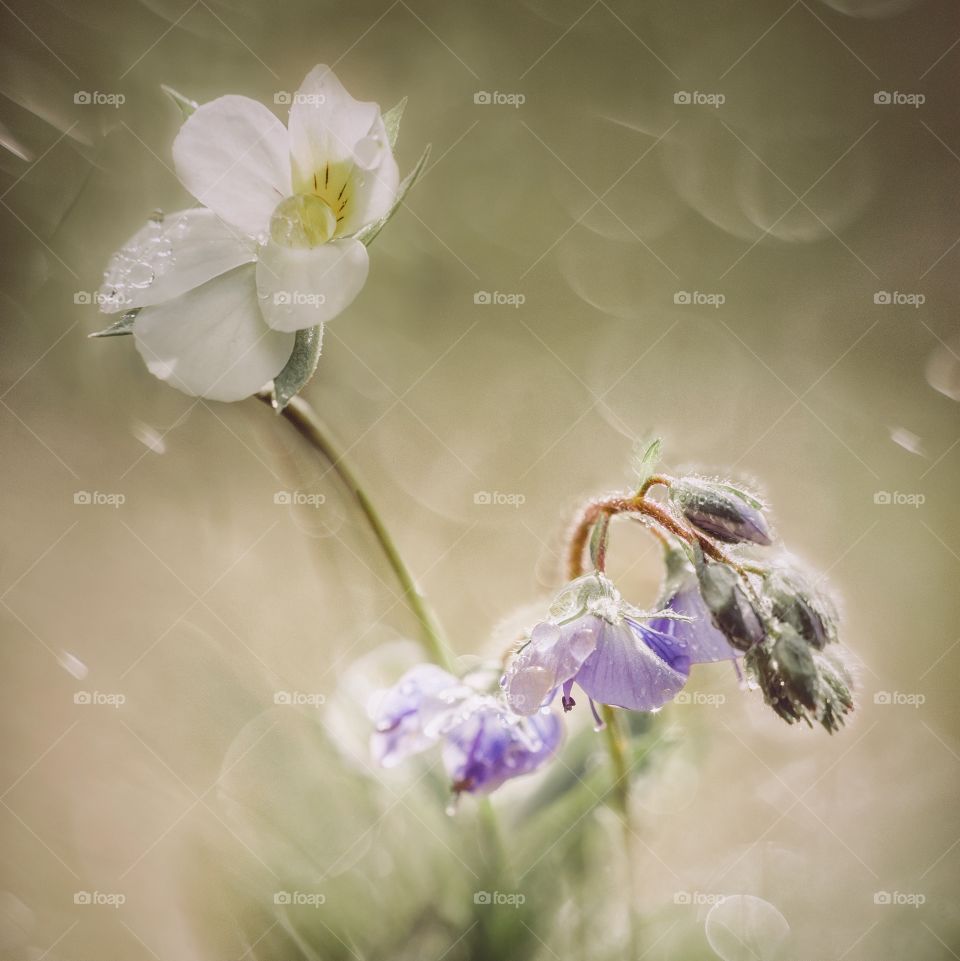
top-left (134, 265), bottom-right (294, 402)
top-left (340, 113), bottom-right (400, 235)
top-left (173, 95), bottom-right (291, 237)
top-left (255, 238), bottom-right (369, 332)
top-left (288, 65), bottom-right (380, 177)
top-left (287, 65), bottom-right (399, 235)
top-left (98, 209), bottom-right (256, 314)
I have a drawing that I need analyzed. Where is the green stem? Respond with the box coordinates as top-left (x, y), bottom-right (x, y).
top-left (257, 391), bottom-right (453, 671)
top-left (602, 704), bottom-right (640, 954)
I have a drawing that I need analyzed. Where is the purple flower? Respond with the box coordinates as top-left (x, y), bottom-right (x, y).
top-left (502, 573), bottom-right (690, 718)
top-left (648, 548), bottom-right (740, 665)
top-left (370, 665), bottom-right (562, 795)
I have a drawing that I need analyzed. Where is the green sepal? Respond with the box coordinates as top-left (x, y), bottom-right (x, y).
top-left (631, 437), bottom-right (662, 490)
top-left (352, 143), bottom-right (431, 248)
top-left (161, 84), bottom-right (198, 120)
top-left (270, 325), bottom-right (324, 411)
top-left (588, 513), bottom-right (610, 571)
top-left (88, 309), bottom-right (139, 338)
top-left (382, 97), bottom-right (407, 149)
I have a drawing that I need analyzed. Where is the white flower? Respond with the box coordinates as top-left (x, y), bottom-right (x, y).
top-left (98, 65), bottom-right (400, 402)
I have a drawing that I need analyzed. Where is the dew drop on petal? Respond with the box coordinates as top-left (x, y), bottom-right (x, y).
top-left (705, 895), bottom-right (790, 961)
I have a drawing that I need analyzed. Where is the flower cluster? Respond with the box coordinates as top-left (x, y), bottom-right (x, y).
top-left (91, 66), bottom-right (427, 407)
top-left (369, 665), bottom-right (563, 798)
top-left (372, 445), bottom-right (855, 799)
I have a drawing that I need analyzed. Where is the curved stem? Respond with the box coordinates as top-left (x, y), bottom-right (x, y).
top-left (256, 391), bottom-right (453, 671)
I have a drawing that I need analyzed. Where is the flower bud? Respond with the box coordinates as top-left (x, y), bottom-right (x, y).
top-left (695, 560), bottom-right (765, 651)
top-left (767, 567), bottom-right (838, 650)
top-left (670, 478), bottom-right (772, 546)
top-left (771, 626), bottom-right (818, 711)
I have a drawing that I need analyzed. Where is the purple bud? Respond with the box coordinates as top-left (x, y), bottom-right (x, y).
top-left (671, 478), bottom-right (772, 546)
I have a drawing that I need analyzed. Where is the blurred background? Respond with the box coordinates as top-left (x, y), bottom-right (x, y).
top-left (1, 0), bottom-right (959, 958)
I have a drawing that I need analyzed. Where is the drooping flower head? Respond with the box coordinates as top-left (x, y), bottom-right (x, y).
top-left (502, 572), bottom-right (692, 719)
top-left (369, 664), bottom-right (562, 796)
top-left (96, 65), bottom-right (416, 402)
top-left (647, 540), bottom-right (740, 665)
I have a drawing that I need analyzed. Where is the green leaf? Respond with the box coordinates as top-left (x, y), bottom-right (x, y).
top-left (271, 325), bottom-right (324, 410)
top-left (161, 84), bottom-right (198, 120)
top-left (588, 513), bottom-right (610, 571)
top-left (716, 482), bottom-right (765, 511)
top-left (632, 437), bottom-right (662, 489)
top-left (351, 143), bottom-right (431, 248)
top-left (382, 96), bottom-right (407, 149)
top-left (88, 309), bottom-right (139, 338)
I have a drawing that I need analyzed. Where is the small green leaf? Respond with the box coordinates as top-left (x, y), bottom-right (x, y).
top-left (352, 143), bottom-right (431, 248)
top-left (716, 482), bottom-right (765, 511)
top-left (161, 84), bottom-right (198, 120)
top-left (632, 437), bottom-right (662, 489)
top-left (271, 325), bottom-right (324, 410)
top-left (88, 309), bottom-right (139, 338)
top-left (382, 97), bottom-right (407, 149)
top-left (588, 513), bottom-right (610, 571)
